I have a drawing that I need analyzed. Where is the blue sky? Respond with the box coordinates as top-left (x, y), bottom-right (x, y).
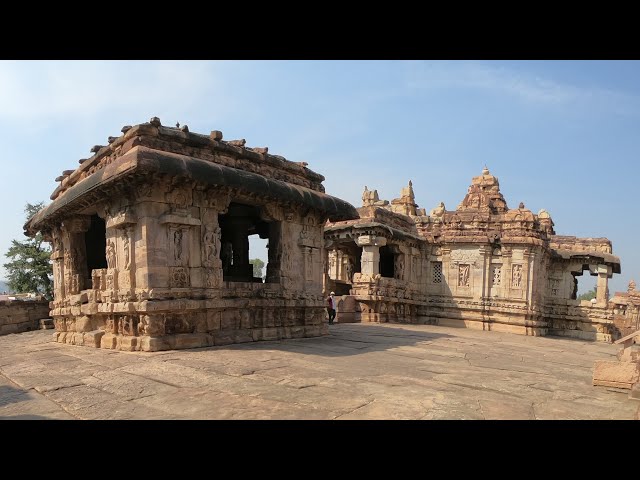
top-left (0, 60), bottom-right (637, 295)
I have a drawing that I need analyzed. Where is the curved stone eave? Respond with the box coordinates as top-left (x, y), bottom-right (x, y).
top-left (325, 221), bottom-right (424, 243)
top-left (551, 248), bottom-right (621, 274)
top-left (25, 146), bottom-right (358, 236)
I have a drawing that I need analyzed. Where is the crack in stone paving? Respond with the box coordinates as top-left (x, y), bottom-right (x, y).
top-left (434, 379), bottom-right (527, 399)
top-left (333, 398), bottom-right (375, 419)
top-left (466, 363), bottom-right (555, 376)
top-left (477, 399), bottom-right (485, 420)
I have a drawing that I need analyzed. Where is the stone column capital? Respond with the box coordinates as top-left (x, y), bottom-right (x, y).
top-left (356, 235), bottom-right (387, 247)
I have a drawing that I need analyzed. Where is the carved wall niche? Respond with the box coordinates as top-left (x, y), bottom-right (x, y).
top-left (511, 264), bottom-right (523, 288)
top-left (168, 226), bottom-right (190, 267)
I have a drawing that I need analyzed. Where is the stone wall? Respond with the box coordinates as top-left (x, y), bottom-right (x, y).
top-left (0, 300), bottom-right (50, 335)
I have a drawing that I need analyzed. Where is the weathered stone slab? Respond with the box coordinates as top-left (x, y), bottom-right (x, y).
top-left (593, 360), bottom-right (640, 389)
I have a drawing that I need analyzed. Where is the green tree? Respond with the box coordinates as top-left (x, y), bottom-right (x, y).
top-left (249, 258), bottom-right (265, 279)
top-left (577, 287), bottom-right (597, 301)
top-left (3, 202), bottom-right (53, 299)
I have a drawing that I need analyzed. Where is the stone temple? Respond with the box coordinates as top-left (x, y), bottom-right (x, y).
top-left (24, 118), bottom-right (358, 351)
top-left (25, 119), bottom-right (625, 351)
top-left (325, 167), bottom-right (621, 341)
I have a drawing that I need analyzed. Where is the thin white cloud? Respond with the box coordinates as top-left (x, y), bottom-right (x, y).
top-left (405, 61), bottom-right (638, 113)
top-left (0, 61), bottom-right (223, 122)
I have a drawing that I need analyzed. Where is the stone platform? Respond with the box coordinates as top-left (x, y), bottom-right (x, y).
top-left (0, 323), bottom-right (637, 420)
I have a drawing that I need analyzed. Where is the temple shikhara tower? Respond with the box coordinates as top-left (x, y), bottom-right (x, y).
top-left (325, 167), bottom-right (621, 341)
top-left (24, 118), bottom-right (358, 351)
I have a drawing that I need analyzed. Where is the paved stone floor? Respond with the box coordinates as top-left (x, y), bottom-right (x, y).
top-left (0, 323), bottom-right (638, 420)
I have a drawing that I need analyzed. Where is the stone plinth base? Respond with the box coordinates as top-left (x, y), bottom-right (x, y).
top-left (631, 382), bottom-right (640, 400)
top-left (592, 359), bottom-right (640, 389)
top-left (53, 325), bottom-right (328, 352)
top-left (549, 329), bottom-right (611, 342)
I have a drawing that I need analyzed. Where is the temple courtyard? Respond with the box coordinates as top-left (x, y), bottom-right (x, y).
top-left (0, 323), bottom-right (637, 420)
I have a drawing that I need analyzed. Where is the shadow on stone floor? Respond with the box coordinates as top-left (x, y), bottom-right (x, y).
top-left (152, 324), bottom-right (454, 358)
top-left (0, 414), bottom-right (56, 420)
top-left (0, 384), bottom-right (31, 407)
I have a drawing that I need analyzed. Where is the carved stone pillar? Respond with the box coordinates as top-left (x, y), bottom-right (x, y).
top-left (61, 216), bottom-right (91, 294)
top-left (328, 249), bottom-right (338, 280)
top-left (524, 249), bottom-right (535, 306)
top-left (596, 264), bottom-right (611, 305)
top-left (50, 228), bottom-right (65, 300)
top-left (357, 235), bottom-right (387, 276)
top-left (478, 246), bottom-right (491, 299)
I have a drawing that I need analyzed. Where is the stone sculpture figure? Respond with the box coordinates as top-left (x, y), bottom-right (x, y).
top-left (122, 232), bottom-right (130, 270)
top-left (345, 259), bottom-right (353, 283)
top-left (174, 229), bottom-right (183, 262)
top-left (106, 240), bottom-right (116, 269)
top-left (430, 201), bottom-right (445, 220)
top-left (459, 264), bottom-right (470, 287)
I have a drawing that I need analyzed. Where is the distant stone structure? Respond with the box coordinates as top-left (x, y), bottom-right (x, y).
top-left (325, 167), bottom-right (621, 341)
top-left (24, 118), bottom-right (357, 351)
top-left (0, 299), bottom-right (50, 335)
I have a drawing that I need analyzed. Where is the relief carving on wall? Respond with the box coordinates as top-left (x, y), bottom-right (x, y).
top-left (344, 257), bottom-right (353, 283)
top-left (204, 268), bottom-right (222, 288)
top-left (105, 273), bottom-right (116, 290)
top-left (492, 266), bottom-right (501, 286)
top-left (305, 247), bottom-right (314, 281)
top-left (204, 189), bottom-right (231, 213)
top-left (202, 225), bottom-right (221, 267)
top-left (120, 315), bottom-right (138, 336)
top-left (458, 264), bottom-right (470, 287)
top-left (512, 264), bottom-right (523, 288)
top-left (122, 231), bottom-right (131, 270)
top-left (136, 182), bottom-right (153, 200)
top-left (167, 185), bottom-right (191, 213)
top-left (138, 315), bottom-right (165, 336)
top-left (169, 226), bottom-right (189, 267)
top-left (105, 317), bottom-right (117, 334)
top-left (106, 240), bottom-right (116, 269)
top-left (169, 267), bottom-right (190, 288)
top-left (394, 255), bottom-right (404, 280)
top-left (450, 249), bottom-right (480, 264)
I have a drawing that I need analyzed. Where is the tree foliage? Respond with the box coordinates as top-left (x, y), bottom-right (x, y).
top-left (3, 202), bottom-right (53, 299)
top-left (249, 258), bottom-right (265, 279)
top-left (577, 287), bottom-right (597, 301)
